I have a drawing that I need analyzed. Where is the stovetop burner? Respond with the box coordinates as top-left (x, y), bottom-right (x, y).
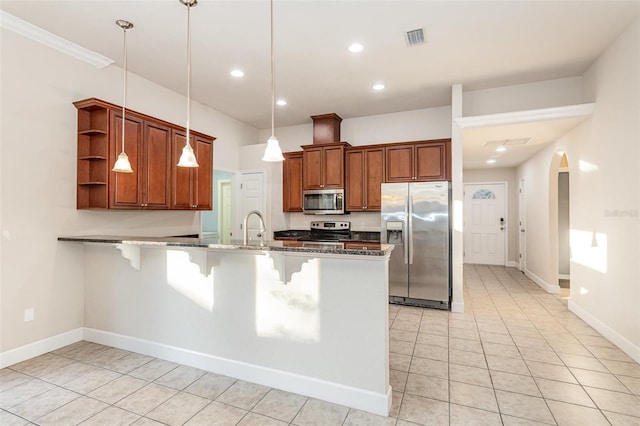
top-left (304, 221), bottom-right (351, 242)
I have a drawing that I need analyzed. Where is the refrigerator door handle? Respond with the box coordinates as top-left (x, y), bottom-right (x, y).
top-left (408, 195), bottom-right (414, 265)
top-left (404, 196), bottom-right (409, 265)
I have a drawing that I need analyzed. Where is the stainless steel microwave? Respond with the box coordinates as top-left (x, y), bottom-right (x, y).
top-left (303, 189), bottom-right (345, 214)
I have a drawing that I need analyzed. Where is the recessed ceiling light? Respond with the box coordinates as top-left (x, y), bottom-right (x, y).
top-left (372, 83), bottom-right (385, 91)
top-left (496, 146), bottom-right (507, 152)
top-left (276, 99), bottom-right (287, 106)
top-left (230, 69), bottom-right (244, 78)
top-left (348, 43), bottom-right (364, 53)
top-left (486, 159), bottom-right (496, 164)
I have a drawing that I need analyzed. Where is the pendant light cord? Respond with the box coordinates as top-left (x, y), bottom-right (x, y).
top-left (121, 26), bottom-right (127, 154)
top-left (270, 0), bottom-right (275, 139)
top-left (186, 3), bottom-right (192, 145)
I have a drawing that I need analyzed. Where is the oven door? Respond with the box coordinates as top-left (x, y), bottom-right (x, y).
top-left (303, 189), bottom-right (344, 214)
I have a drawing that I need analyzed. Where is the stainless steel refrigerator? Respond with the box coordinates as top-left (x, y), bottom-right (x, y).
top-left (381, 182), bottom-right (451, 309)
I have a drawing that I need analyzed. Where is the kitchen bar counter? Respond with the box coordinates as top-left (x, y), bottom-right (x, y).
top-left (58, 235), bottom-right (392, 256)
top-left (58, 234), bottom-right (392, 416)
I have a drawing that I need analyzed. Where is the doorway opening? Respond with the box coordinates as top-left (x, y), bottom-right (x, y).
top-left (557, 153), bottom-right (570, 299)
top-left (202, 169), bottom-right (238, 242)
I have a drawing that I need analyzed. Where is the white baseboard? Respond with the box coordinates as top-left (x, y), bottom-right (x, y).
top-left (451, 301), bottom-right (465, 313)
top-left (568, 301), bottom-right (640, 364)
top-left (506, 261), bottom-right (518, 268)
top-left (558, 274), bottom-right (570, 280)
top-left (525, 269), bottom-right (561, 294)
top-left (84, 328), bottom-right (390, 416)
top-left (0, 328), bottom-right (83, 369)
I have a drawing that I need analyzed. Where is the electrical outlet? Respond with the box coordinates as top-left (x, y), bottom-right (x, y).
top-left (24, 308), bottom-right (34, 322)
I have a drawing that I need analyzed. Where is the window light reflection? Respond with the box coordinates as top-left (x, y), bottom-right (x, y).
top-left (166, 250), bottom-right (214, 311)
top-left (255, 255), bottom-right (320, 343)
top-left (570, 229), bottom-right (607, 274)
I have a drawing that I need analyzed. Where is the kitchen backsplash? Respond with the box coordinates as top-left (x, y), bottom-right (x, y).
top-left (286, 211), bottom-right (381, 231)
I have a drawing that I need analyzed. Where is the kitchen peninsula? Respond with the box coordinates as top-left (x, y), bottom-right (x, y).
top-left (58, 235), bottom-right (393, 416)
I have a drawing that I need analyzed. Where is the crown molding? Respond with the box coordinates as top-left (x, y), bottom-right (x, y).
top-left (1, 10), bottom-right (113, 69)
top-left (454, 103), bottom-right (596, 129)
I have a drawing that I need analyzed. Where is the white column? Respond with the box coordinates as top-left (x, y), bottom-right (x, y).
top-left (451, 84), bottom-right (464, 313)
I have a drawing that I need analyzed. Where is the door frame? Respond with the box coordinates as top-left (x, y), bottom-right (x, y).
top-left (199, 167), bottom-right (241, 238)
top-left (463, 181), bottom-right (508, 266)
top-left (519, 177), bottom-right (526, 272)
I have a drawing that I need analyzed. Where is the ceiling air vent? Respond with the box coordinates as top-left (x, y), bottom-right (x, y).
top-left (405, 28), bottom-right (425, 46)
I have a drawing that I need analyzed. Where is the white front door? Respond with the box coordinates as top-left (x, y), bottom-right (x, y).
top-left (464, 183), bottom-right (507, 265)
top-left (519, 178), bottom-right (526, 272)
top-left (241, 171), bottom-right (266, 241)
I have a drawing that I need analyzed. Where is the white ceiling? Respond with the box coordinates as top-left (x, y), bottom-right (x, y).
top-left (2, 0), bottom-right (639, 168)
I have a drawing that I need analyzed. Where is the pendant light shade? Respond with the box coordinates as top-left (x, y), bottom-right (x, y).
top-left (177, 0), bottom-right (199, 168)
top-left (112, 19), bottom-right (134, 173)
top-left (262, 0), bottom-right (284, 162)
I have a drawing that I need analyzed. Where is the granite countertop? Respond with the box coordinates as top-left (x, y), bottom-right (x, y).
top-left (58, 235), bottom-right (393, 257)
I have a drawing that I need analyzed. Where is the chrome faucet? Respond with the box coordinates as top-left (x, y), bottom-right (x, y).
top-left (243, 210), bottom-right (266, 245)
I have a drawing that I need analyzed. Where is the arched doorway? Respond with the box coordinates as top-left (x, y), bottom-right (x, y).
top-left (557, 154), bottom-right (570, 298)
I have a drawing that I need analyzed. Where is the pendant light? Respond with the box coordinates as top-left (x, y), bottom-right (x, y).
top-left (262, 0), bottom-right (284, 162)
top-left (177, 0), bottom-right (199, 168)
top-left (112, 20), bottom-right (134, 173)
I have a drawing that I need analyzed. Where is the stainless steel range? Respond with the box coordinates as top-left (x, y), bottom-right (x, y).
top-left (298, 221), bottom-right (350, 248)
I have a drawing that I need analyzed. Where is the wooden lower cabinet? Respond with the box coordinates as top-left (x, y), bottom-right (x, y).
top-left (283, 151), bottom-right (303, 212)
top-left (344, 242), bottom-right (381, 250)
top-left (74, 98), bottom-right (214, 210)
top-left (345, 147), bottom-right (384, 211)
top-left (171, 131), bottom-right (213, 210)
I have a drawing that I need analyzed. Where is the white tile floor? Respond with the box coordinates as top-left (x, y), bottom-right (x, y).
top-left (1, 265), bottom-right (639, 425)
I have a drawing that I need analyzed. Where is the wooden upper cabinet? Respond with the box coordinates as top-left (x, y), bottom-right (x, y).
top-left (385, 139), bottom-right (451, 182)
top-left (415, 141), bottom-right (450, 181)
top-left (302, 142), bottom-right (348, 189)
top-left (195, 136), bottom-right (213, 210)
top-left (385, 144), bottom-right (414, 182)
top-left (110, 113), bottom-right (171, 209)
top-left (283, 151), bottom-right (303, 212)
top-left (345, 147), bottom-right (384, 211)
top-left (74, 98), bottom-right (214, 210)
top-left (143, 121), bottom-right (172, 209)
top-left (171, 131), bottom-right (214, 210)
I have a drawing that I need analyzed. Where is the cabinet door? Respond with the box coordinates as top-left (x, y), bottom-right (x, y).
top-left (364, 147), bottom-right (384, 211)
top-left (283, 152), bottom-right (303, 212)
top-left (110, 112), bottom-right (144, 208)
top-left (143, 121), bottom-right (171, 209)
top-left (415, 142), bottom-right (447, 181)
top-left (385, 144), bottom-right (414, 182)
top-left (194, 137), bottom-right (213, 210)
top-left (171, 130), bottom-right (195, 209)
top-left (322, 145), bottom-right (345, 188)
top-left (303, 147), bottom-right (323, 189)
top-left (345, 149), bottom-right (365, 211)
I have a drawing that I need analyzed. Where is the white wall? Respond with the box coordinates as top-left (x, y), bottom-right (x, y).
top-left (0, 29), bottom-right (257, 353)
top-left (518, 19), bottom-right (640, 359)
top-left (463, 77), bottom-right (583, 117)
top-left (463, 168), bottom-right (519, 265)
